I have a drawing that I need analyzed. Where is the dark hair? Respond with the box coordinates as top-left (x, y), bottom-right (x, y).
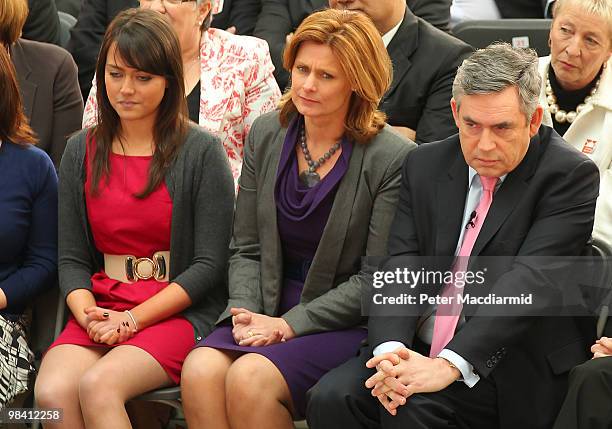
top-left (92, 8), bottom-right (188, 198)
top-left (0, 46), bottom-right (36, 145)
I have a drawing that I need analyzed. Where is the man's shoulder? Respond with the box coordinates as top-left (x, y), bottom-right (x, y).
top-left (539, 126), bottom-right (593, 169)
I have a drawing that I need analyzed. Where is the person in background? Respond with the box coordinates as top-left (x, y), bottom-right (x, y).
top-left (212, 0), bottom-right (262, 35)
top-left (538, 0), bottom-right (612, 248)
top-left (1, 0), bottom-right (83, 169)
top-left (255, 0), bottom-right (454, 91)
top-left (0, 44), bottom-right (58, 408)
top-left (34, 9), bottom-right (234, 428)
top-left (22, 0), bottom-right (61, 45)
top-left (82, 0), bottom-right (281, 185)
top-left (181, 8), bottom-right (415, 429)
top-left (540, 1), bottom-right (612, 427)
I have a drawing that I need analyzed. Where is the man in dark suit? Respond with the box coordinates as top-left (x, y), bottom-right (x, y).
top-left (307, 43), bottom-right (599, 429)
top-left (255, 0), bottom-right (471, 143)
top-left (255, 2), bottom-right (454, 86)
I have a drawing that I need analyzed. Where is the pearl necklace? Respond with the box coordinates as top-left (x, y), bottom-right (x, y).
top-left (298, 126), bottom-right (341, 188)
top-left (545, 69), bottom-right (601, 124)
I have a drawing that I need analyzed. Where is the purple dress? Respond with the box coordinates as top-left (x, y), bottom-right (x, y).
top-left (199, 116), bottom-right (366, 417)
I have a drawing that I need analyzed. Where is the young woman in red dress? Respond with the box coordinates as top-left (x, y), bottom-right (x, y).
top-left (34, 9), bottom-right (234, 429)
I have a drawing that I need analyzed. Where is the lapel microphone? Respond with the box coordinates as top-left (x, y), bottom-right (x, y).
top-left (465, 210), bottom-right (477, 229)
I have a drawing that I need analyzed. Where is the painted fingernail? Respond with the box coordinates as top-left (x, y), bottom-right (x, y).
top-left (117, 328), bottom-right (120, 333)
top-left (103, 312), bottom-right (109, 318)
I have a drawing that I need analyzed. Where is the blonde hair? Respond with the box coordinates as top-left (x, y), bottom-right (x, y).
top-left (279, 8), bottom-right (392, 144)
top-left (0, 0), bottom-right (28, 46)
top-left (553, 0), bottom-right (612, 46)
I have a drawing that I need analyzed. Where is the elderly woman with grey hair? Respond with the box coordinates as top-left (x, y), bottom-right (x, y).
top-left (539, 0), bottom-right (612, 246)
top-left (83, 0), bottom-right (282, 186)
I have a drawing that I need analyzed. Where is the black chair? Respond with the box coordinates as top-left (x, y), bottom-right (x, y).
top-left (452, 19), bottom-right (552, 56)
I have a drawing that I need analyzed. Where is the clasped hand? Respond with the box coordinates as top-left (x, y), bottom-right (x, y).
top-left (230, 307), bottom-right (295, 347)
top-left (83, 306), bottom-right (136, 345)
top-left (592, 337), bottom-right (612, 359)
top-left (364, 348), bottom-right (461, 416)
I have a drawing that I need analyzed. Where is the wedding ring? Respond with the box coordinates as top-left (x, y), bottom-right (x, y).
top-left (247, 330), bottom-right (255, 337)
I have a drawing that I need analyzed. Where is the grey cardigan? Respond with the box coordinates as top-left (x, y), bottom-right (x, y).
top-left (58, 125), bottom-right (234, 338)
top-left (218, 111), bottom-right (416, 335)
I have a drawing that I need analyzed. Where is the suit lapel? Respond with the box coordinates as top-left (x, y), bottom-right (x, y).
top-left (301, 142), bottom-right (365, 302)
top-left (436, 147), bottom-right (469, 256)
top-left (261, 127), bottom-right (286, 311)
top-left (383, 9), bottom-right (418, 101)
top-left (10, 41), bottom-right (36, 120)
top-left (471, 132), bottom-right (541, 256)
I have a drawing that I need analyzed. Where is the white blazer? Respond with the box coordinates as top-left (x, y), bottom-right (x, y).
top-left (539, 56), bottom-right (612, 247)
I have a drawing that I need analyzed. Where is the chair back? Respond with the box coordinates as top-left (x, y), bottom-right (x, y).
top-left (453, 19), bottom-right (552, 56)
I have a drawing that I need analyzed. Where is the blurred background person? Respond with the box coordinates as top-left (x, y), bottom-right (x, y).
top-left (82, 0), bottom-right (281, 185)
top-left (0, 43), bottom-right (58, 408)
top-left (543, 1), bottom-right (612, 427)
top-left (0, 0), bottom-right (83, 169)
top-left (22, 0), bottom-right (61, 45)
top-left (539, 0), bottom-right (611, 246)
top-left (34, 9), bottom-right (234, 428)
top-left (212, 0), bottom-right (262, 35)
top-left (180, 8), bottom-right (415, 428)
top-left (255, 0), bottom-right (454, 91)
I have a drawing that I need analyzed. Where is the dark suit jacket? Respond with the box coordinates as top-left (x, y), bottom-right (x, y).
top-left (494, 0), bottom-right (547, 18)
top-left (22, 0), bottom-right (61, 45)
top-left (254, 0), bottom-right (454, 91)
top-left (382, 9), bottom-right (472, 143)
top-left (11, 39), bottom-right (84, 169)
top-left (211, 0), bottom-right (261, 35)
top-left (370, 126), bottom-right (599, 428)
top-left (55, 0), bottom-right (83, 18)
top-left (217, 111), bottom-right (415, 335)
top-left (67, 0), bottom-right (139, 101)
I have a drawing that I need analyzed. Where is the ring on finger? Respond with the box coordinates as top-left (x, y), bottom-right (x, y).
top-left (247, 330), bottom-right (255, 337)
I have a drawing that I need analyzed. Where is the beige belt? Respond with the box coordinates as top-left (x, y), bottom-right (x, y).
top-left (104, 251), bottom-right (170, 283)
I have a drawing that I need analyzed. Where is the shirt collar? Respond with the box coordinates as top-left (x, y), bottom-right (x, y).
top-left (468, 166), bottom-right (506, 189)
top-left (381, 18), bottom-right (403, 48)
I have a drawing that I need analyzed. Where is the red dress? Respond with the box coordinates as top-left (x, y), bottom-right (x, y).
top-left (51, 147), bottom-right (195, 384)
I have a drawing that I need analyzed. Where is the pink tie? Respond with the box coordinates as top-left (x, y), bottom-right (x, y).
top-left (429, 175), bottom-right (498, 358)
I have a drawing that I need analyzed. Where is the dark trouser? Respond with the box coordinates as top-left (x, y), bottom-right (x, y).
top-left (553, 356), bottom-right (612, 429)
top-left (306, 345), bottom-right (499, 429)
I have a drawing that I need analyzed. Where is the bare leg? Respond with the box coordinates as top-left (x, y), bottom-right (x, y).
top-left (226, 353), bottom-right (294, 429)
top-left (35, 345), bottom-right (105, 429)
top-left (78, 345), bottom-right (173, 429)
top-left (181, 347), bottom-right (240, 429)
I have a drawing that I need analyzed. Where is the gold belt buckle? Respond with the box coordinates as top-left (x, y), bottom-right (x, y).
top-left (125, 253), bottom-right (167, 282)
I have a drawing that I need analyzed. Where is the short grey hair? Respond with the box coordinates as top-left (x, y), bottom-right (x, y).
top-left (452, 42), bottom-right (542, 121)
top-left (553, 0), bottom-right (612, 45)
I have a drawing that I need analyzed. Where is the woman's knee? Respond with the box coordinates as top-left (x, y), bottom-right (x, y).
top-left (35, 371), bottom-right (77, 408)
top-left (181, 347), bottom-right (233, 389)
top-left (226, 354), bottom-right (284, 405)
top-left (78, 365), bottom-right (123, 408)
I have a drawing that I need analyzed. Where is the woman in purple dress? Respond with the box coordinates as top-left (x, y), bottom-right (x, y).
top-left (181, 8), bottom-right (416, 428)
